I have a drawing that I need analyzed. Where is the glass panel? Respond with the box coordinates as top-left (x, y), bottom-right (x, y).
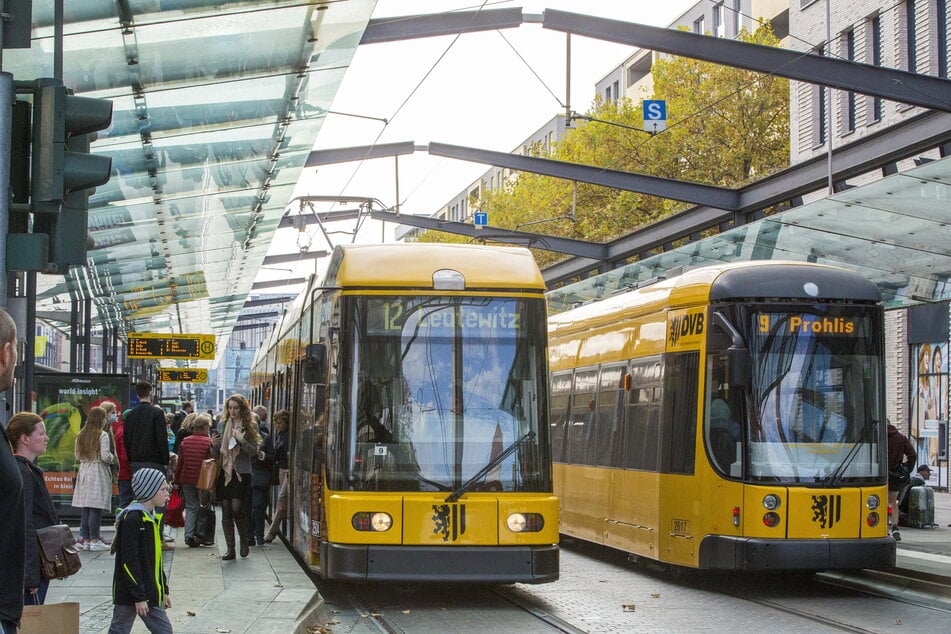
top-left (342, 296), bottom-right (550, 493)
top-left (548, 156), bottom-right (951, 313)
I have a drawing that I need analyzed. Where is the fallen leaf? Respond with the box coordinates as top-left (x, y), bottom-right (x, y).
top-left (215, 629), bottom-right (232, 633)
top-left (402, 610), bottom-right (411, 614)
top-left (622, 604), bottom-right (636, 612)
top-left (186, 610), bottom-right (196, 616)
top-left (274, 583), bottom-right (285, 588)
top-left (895, 620), bottom-right (902, 625)
top-left (650, 593), bottom-right (661, 598)
top-left (326, 620), bottom-right (339, 625)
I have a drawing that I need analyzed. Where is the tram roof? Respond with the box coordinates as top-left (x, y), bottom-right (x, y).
top-left (4, 1), bottom-right (375, 358)
top-left (325, 243), bottom-right (547, 291)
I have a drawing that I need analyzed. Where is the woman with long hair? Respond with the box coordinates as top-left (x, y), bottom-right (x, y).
top-left (212, 394), bottom-right (262, 560)
top-left (72, 406), bottom-right (115, 551)
top-left (6, 413), bottom-right (59, 605)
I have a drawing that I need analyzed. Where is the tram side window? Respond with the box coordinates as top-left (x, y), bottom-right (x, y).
top-left (550, 372), bottom-right (573, 463)
top-left (621, 357), bottom-right (662, 471)
top-left (593, 365), bottom-right (625, 467)
top-left (567, 369), bottom-right (598, 464)
top-left (661, 351), bottom-right (699, 474)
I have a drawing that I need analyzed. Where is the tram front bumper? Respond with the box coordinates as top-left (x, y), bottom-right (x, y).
top-left (698, 536), bottom-right (896, 571)
top-left (321, 543), bottom-right (559, 584)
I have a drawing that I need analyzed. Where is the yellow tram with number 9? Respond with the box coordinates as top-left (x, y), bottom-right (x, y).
top-left (548, 261), bottom-right (895, 571)
top-left (251, 243), bottom-right (559, 583)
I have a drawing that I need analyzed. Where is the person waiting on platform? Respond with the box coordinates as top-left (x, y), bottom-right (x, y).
top-left (898, 464), bottom-right (937, 528)
top-left (886, 421), bottom-right (916, 541)
top-left (212, 394), bottom-right (263, 560)
top-left (173, 414), bottom-right (214, 548)
top-left (7, 413), bottom-right (60, 606)
top-left (264, 409), bottom-right (290, 544)
top-left (72, 406), bottom-right (116, 551)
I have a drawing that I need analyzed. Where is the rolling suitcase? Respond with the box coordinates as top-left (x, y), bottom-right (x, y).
top-left (907, 485), bottom-right (936, 528)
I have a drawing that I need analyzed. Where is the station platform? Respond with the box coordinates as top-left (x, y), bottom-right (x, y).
top-left (44, 522), bottom-right (323, 634)
top-left (42, 492), bottom-right (951, 632)
top-left (891, 489), bottom-right (951, 584)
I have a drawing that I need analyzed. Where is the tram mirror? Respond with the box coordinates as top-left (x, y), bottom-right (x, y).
top-left (304, 343), bottom-right (327, 384)
top-left (728, 346), bottom-right (750, 388)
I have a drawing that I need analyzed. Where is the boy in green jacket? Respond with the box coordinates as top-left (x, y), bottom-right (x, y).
top-left (108, 468), bottom-right (172, 633)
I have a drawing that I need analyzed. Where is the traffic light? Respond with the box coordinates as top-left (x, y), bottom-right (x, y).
top-left (30, 78), bottom-right (113, 273)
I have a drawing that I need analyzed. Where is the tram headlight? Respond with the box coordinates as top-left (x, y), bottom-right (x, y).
top-left (762, 494), bottom-right (782, 511)
top-left (762, 512), bottom-right (781, 528)
top-left (506, 513), bottom-right (545, 533)
top-left (351, 512), bottom-right (393, 532)
top-left (866, 494), bottom-right (880, 510)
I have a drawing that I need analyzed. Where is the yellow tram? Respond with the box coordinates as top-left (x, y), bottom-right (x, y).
top-left (548, 261), bottom-right (895, 571)
top-left (251, 243), bottom-right (559, 583)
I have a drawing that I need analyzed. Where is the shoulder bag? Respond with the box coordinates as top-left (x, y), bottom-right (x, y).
top-left (36, 524), bottom-right (82, 580)
top-left (197, 457), bottom-right (220, 492)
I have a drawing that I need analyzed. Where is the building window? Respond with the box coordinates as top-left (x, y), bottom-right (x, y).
top-left (714, 3), bottom-right (725, 37)
top-left (844, 29), bottom-right (856, 133)
top-left (906, 0), bottom-right (918, 73)
top-left (605, 85), bottom-right (612, 102)
top-left (613, 80), bottom-right (620, 101)
top-left (871, 15), bottom-right (883, 121)
top-left (733, 0), bottom-right (742, 36)
top-left (694, 16), bottom-right (705, 34)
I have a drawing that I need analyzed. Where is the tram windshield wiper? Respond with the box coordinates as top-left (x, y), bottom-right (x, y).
top-left (822, 421), bottom-right (874, 487)
top-left (445, 431), bottom-right (535, 503)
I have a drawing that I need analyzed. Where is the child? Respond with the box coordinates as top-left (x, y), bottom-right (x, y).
top-left (108, 468), bottom-right (172, 634)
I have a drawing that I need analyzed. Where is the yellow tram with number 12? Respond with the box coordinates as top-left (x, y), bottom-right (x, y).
top-left (251, 243), bottom-right (559, 583)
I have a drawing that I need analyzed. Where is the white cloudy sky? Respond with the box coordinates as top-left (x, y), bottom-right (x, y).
top-left (258, 0), bottom-right (698, 285)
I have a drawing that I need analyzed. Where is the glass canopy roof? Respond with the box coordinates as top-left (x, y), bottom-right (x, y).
top-left (3, 0), bottom-right (376, 359)
top-left (547, 156), bottom-right (951, 313)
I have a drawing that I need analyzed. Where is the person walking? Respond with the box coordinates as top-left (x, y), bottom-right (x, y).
top-left (7, 412), bottom-right (59, 606)
top-left (108, 468), bottom-right (172, 634)
top-left (264, 409), bottom-right (290, 544)
top-left (173, 414), bottom-right (213, 548)
top-left (0, 308), bottom-right (24, 634)
top-left (212, 394), bottom-right (262, 560)
top-left (123, 381), bottom-right (171, 549)
top-left (72, 406), bottom-right (115, 551)
top-left (886, 421), bottom-right (916, 541)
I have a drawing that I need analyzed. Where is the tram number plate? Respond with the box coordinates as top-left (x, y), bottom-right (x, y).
top-left (671, 519), bottom-right (689, 535)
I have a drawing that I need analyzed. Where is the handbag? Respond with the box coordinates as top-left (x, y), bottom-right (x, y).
top-left (197, 457), bottom-right (220, 492)
top-left (36, 524), bottom-right (82, 580)
top-left (165, 489), bottom-right (185, 528)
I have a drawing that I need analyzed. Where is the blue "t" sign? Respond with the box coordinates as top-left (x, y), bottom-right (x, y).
top-left (643, 99), bottom-right (667, 133)
top-left (473, 212), bottom-right (488, 227)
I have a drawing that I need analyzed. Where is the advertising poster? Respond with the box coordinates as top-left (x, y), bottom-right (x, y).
top-left (910, 343), bottom-right (947, 475)
top-left (35, 373), bottom-right (130, 507)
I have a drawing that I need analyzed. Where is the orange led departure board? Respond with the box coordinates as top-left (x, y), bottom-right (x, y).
top-left (127, 333), bottom-right (216, 360)
top-left (158, 368), bottom-right (208, 383)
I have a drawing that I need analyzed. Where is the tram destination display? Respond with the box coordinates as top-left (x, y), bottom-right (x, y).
top-left (127, 333), bottom-right (216, 360)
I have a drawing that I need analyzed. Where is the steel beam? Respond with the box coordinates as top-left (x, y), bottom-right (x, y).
top-left (542, 10), bottom-right (951, 112)
top-left (251, 278), bottom-right (307, 290)
top-left (368, 210), bottom-right (607, 260)
top-left (305, 142), bottom-right (416, 168)
top-left (428, 142), bottom-right (739, 209)
top-left (262, 251), bottom-right (329, 266)
top-left (361, 9), bottom-right (524, 44)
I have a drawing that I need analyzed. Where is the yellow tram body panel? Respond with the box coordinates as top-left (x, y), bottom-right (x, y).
top-left (324, 492), bottom-right (560, 546)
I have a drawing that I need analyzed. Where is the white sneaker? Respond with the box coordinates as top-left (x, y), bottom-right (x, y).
top-left (88, 540), bottom-right (110, 551)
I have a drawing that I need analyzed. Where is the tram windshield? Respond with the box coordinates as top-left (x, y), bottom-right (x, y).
top-left (705, 304), bottom-right (884, 484)
top-left (337, 295), bottom-right (550, 493)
